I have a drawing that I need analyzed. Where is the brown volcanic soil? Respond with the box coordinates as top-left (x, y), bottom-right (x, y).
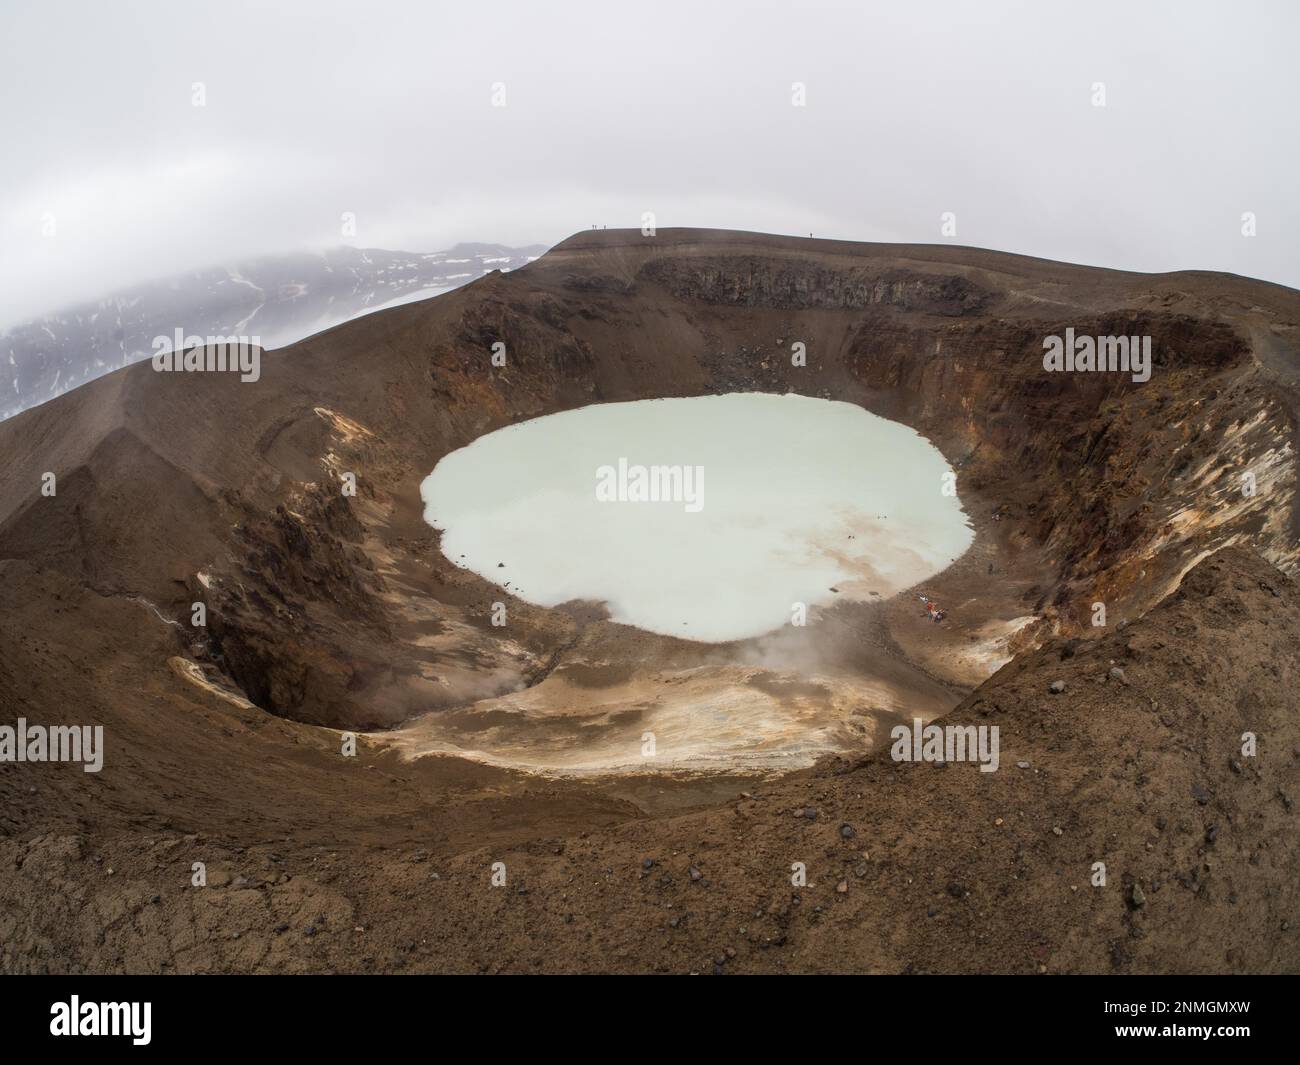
top-left (1, 228), bottom-right (1298, 973)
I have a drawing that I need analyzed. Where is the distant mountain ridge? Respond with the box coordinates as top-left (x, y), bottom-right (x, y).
top-left (0, 242), bottom-right (547, 420)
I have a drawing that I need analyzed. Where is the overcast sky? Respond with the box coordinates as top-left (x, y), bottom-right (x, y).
top-left (1, 0), bottom-right (1296, 325)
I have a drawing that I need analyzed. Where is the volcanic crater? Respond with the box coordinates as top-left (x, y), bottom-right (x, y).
top-left (2, 229), bottom-right (1298, 973)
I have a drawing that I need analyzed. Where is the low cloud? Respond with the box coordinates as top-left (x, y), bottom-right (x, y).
top-left (2, 0), bottom-right (1295, 325)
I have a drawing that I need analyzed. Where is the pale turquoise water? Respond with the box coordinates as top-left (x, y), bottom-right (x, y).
top-left (421, 393), bottom-right (973, 642)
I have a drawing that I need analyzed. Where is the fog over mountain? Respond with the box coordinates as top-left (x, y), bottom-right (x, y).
top-left (1, 0), bottom-right (1295, 329)
top-left (0, 243), bottom-right (544, 420)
